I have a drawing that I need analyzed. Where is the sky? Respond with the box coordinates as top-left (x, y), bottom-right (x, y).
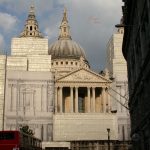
top-left (0, 0), bottom-right (123, 72)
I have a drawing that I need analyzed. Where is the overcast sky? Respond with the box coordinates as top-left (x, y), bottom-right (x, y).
top-left (0, 0), bottom-right (123, 72)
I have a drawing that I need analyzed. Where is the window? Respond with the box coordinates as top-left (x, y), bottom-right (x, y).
top-left (0, 132), bottom-right (15, 140)
top-left (30, 26), bottom-right (32, 31)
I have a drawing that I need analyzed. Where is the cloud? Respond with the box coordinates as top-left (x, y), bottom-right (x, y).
top-left (0, 12), bottom-right (18, 32)
top-left (44, 27), bottom-right (55, 39)
top-left (0, 34), bottom-right (5, 53)
top-left (0, 0), bottom-right (124, 71)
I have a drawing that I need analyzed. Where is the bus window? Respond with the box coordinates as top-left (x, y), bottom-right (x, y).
top-left (0, 132), bottom-right (15, 140)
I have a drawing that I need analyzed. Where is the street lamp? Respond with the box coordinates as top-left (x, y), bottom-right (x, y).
top-left (107, 128), bottom-right (110, 150)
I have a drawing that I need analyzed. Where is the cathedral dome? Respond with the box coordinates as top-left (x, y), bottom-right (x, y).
top-left (48, 39), bottom-right (86, 59)
top-left (48, 8), bottom-right (87, 60)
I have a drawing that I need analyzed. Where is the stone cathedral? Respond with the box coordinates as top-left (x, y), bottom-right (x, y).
top-left (0, 6), bottom-right (131, 150)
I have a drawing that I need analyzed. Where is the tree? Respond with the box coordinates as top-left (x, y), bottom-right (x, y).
top-left (19, 125), bottom-right (34, 136)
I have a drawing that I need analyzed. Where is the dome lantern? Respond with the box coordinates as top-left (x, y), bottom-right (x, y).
top-left (58, 8), bottom-right (72, 40)
top-left (19, 5), bottom-right (43, 38)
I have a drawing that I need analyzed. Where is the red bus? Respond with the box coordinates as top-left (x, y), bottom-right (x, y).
top-left (0, 130), bottom-right (42, 150)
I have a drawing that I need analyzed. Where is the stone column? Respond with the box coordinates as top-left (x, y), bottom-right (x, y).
top-left (55, 87), bottom-right (58, 113)
top-left (87, 87), bottom-right (91, 113)
top-left (35, 125), bottom-right (41, 139)
top-left (117, 87), bottom-right (121, 112)
top-left (75, 87), bottom-right (78, 113)
top-left (9, 85), bottom-right (13, 111)
top-left (107, 92), bottom-right (111, 113)
top-left (102, 88), bottom-right (106, 113)
top-left (41, 85), bottom-right (43, 111)
top-left (105, 89), bottom-right (109, 113)
top-left (70, 87), bottom-right (74, 113)
top-left (59, 87), bottom-right (63, 113)
top-left (43, 86), bottom-right (47, 112)
top-left (92, 87), bottom-right (95, 112)
top-left (43, 124), bottom-right (47, 141)
top-left (12, 84), bottom-right (17, 111)
top-left (30, 92), bottom-right (34, 112)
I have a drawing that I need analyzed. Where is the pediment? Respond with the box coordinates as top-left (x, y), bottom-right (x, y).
top-left (56, 68), bottom-right (111, 83)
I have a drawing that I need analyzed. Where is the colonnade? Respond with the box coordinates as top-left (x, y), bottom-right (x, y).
top-left (54, 86), bottom-right (111, 113)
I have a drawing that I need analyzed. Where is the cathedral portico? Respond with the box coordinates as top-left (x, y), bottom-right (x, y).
top-left (54, 68), bottom-right (111, 114)
top-left (53, 70), bottom-right (116, 142)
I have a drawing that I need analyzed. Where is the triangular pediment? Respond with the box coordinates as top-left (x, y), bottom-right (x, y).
top-left (56, 68), bottom-right (111, 83)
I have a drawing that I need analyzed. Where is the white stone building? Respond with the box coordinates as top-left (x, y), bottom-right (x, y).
top-left (0, 6), bottom-right (131, 149)
top-left (0, 56), bottom-right (6, 130)
top-left (0, 6), bottom-right (54, 141)
top-left (44, 9), bottom-right (130, 150)
top-left (106, 21), bottom-right (130, 141)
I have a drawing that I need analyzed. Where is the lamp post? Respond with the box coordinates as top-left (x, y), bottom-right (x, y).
top-left (107, 128), bottom-right (110, 150)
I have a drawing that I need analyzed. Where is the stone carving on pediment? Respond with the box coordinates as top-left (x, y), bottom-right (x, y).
top-left (58, 69), bottom-right (109, 83)
top-left (69, 73), bottom-right (99, 82)
top-left (68, 73), bottom-right (93, 81)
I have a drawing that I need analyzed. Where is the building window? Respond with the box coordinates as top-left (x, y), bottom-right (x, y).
top-left (75, 62), bottom-right (77, 65)
top-left (56, 62), bottom-right (58, 65)
top-left (66, 61), bottom-right (68, 65)
top-left (30, 26), bottom-right (32, 31)
top-left (61, 62), bottom-right (63, 65)
top-left (71, 62), bottom-right (73, 65)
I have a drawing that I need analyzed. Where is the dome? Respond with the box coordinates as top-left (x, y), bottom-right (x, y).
top-left (48, 8), bottom-right (87, 60)
top-left (48, 39), bottom-right (86, 59)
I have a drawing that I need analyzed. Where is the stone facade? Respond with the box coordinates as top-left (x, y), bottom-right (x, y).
top-left (122, 0), bottom-right (150, 149)
top-left (53, 68), bottom-right (116, 142)
top-left (0, 55), bottom-right (6, 130)
top-left (0, 5), bottom-right (132, 150)
top-left (5, 70), bottom-right (54, 141)
top-left (106, 25), bottom-right (130, 141)
top-left (53, 114), bottom-right (118, 141)
top-left (11, 38), bottom-right (48, 56)
top-left (0, 6), bottom-right (54, 142)
top-left (0, 50), bottom-right (53, 141)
